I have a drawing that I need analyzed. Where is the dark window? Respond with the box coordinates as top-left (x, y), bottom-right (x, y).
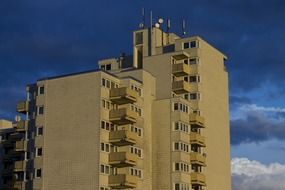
top-left (36, 169), bottom-right (42, 178)
top-left (106, 64), bottom-right (111, 70)
top-left (174, 103), bottom-right (179, 110)
top-left (189, 76), bottom-right (197, 82)
top-left (135, 32), bottom-right (143, 45)
top-left (190, 41), bottom-right (197, 48)
top-left (37, 148), bottom-right (43, 156)
top-left (100, 65), bottom-right (105, 70)
top-left (183, 42), bottom-right (189, 49)
top-left (38, 106), bottom-right (44, 115)
top-left (183, 59), bottom-right (188, 65)
top-left (189, 58), bottom-right (197, 65)
top-left (190, 93), bottom-right (197, 100)
top-left (175, 163), bottom-right (180, 171)
top-left (175, 183), bottom-right (180, 190)
top-left (38, 127), bottom-right (43, 135)
top-left (39, 86), bottom-right (44, 95)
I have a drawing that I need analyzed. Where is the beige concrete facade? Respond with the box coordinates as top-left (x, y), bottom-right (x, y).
top-left (1, 26), bottom-right (231, 190)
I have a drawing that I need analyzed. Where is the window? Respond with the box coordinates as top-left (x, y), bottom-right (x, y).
top-left (190, 41), bottom-right (197, 48)
top-left (25, 152), bottom-right (30, 160)
top-left (106, 64), bottom-right (111, 71)
top-left (35, 169), bottom-right (42, 178)
top-left (135, 32), bottom-right (143, 45)
top-left (100, 164), bottom-right (110, 174)
top-left (37, 127), bottom-right (43, 136)
top-left (189, 58), bottom-right (198, 65)
top-left (189, 75), bottom-right (200, 83)
top-left (100, 65), bottom-right (106, 70)
top-left (38, 106), bottom-right (44, 115)
top-left (101, 142), bottom-right (112, 153)
top-left (190, 93), bottom-right (199, 100)
top-left (101, 78), bottom-right (106, 86)
top-left (173, 102), bottom-right (189, 113)
top-left (183, 42), bottom-right (190, 49)
top-left (174, 162), bottom-right (190, 172)
top-left (36, 148), bottom-right (43, 156)
top-left (130, 168), bottom-right (143, 178)
top-left (173, 142), bottom-right (189, 153)
top-left (130, 125), bottom-right (143, 137)
top-left (174, 183), bottom-right (190, 190)
top-left (39, 86), bottom-right (44, 95)
top-left (130, 146), bottom-right (142, 158)
top-left (173, 122), bottom-right (190, 134)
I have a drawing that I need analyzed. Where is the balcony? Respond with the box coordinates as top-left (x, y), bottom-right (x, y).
top-left (109, 108), bottom-right (137, 125)
top-left (2, 140), bottom-right (14, 148)
top-left (16, 120), bottom-right (28, 132)
top-left (15, 140), bottom-right (27, 151)
top-left (190, 152), bottom-right (206, 166)
top-left (109, 174), bottom-right (137, 189)
top-left (172, 63), bottom-right (191, 77)
top-left (1, 168), bottom-right (13, 176)
top-left (14, 161), bottom-right (26, 172)
top-left (9, 133), bottom-right (24, 141)
top-left (14, 181), bottom-right (25, 190)
top-left (191, 172), bottom-right (206, 186)
top-left (190, 133), bottom-right (206, 147)
top-left (16, 101), bottom-right (28, 114)
top-left (172, 81), bottom-right (191, 94)
top-left (189, 114), bottom-right (205, 128)
top-left (110, 87), bottom-right (137, 105)
top-left (109, 130), bottom-right (138, 146)
top-left (109, 152), bottom-right (137, 168)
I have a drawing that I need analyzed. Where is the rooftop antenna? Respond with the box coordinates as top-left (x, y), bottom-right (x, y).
top-left (182, 19), bottom-right (187, 36)
top-left (139, 8), bottom-right (145, 29)
top-left (167, 19), bottom-right (171, 44)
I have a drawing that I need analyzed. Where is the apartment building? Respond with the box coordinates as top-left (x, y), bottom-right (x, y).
top-left (1, 23), bottom-right (231, 190)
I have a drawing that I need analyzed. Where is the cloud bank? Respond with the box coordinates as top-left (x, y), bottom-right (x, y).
top-left (232, 157), bottom-right (285, 190)
top-left (230, 103), bottom-right (285, 145)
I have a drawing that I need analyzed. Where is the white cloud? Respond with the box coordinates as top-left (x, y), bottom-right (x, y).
top-left (240, 104), bottom-right (285, 113)
top-left (232, 157), bottom-right (285, 190)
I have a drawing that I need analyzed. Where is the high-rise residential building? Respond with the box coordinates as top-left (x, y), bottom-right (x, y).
top-left (0, 120), bottom-right (15, 189)
top-left (1, 24), bottom-right (231, 190)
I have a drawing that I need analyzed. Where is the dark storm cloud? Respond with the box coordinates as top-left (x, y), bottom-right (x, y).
top-left (1, 0), bottom-right (285, 119)
top-left (231, 112), bottom-right (285, 145)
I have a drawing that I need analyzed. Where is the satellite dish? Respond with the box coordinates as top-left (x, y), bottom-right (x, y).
top-left (15, 115), bottom-right (21, 122)
top-left (139, 22), bottom-right (144, 29)
top-left (155, 23), bottom-right (160, 28)
top-left (158, 18), bottom-right (164, 24)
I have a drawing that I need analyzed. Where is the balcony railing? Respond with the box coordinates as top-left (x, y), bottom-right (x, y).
top-left (109, 130), bottom-right (138, 146)
top-left (190, 133), bottom-right (206, 147)
top-left (15, 140), bottom-right (27, 151)
top-left (191, 172), bottom-right (206, 186)
top-left (14, 161), bottom-right (26, 172)
top-left (16, 120), bottom-right (28, 132)
top-left (16, 101), bottom-right (28, 114)
top-left (189, 114), bottom-right (205, 128)
top-left (190, 152), bottom-right (206, 166)
top-left (109, 174), bottom-right (137, 189)
top-left (109, 108), bottom-right (138, 125)
top-left (9, 133), bottom-right (24, 141)
top-left (109, 152), bottom-right (137, 168)
top-left (110, 87), bottom-right (137, 105)
top-left (172, 63), bottom-right (191, 77)
top-left (14, 181), bottom-right (25, 190)
top-left (172, 81), bottom-right (191, 94)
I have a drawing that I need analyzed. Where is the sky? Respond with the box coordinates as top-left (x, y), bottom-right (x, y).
top-left (1, 0), bottom-right (285, 189)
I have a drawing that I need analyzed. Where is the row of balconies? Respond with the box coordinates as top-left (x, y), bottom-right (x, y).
top-left (107, 172), bottom-right (206, 189)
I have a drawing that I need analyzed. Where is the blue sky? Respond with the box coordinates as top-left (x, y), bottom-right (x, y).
top-left (1, 1), bottom-right (285, 189)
